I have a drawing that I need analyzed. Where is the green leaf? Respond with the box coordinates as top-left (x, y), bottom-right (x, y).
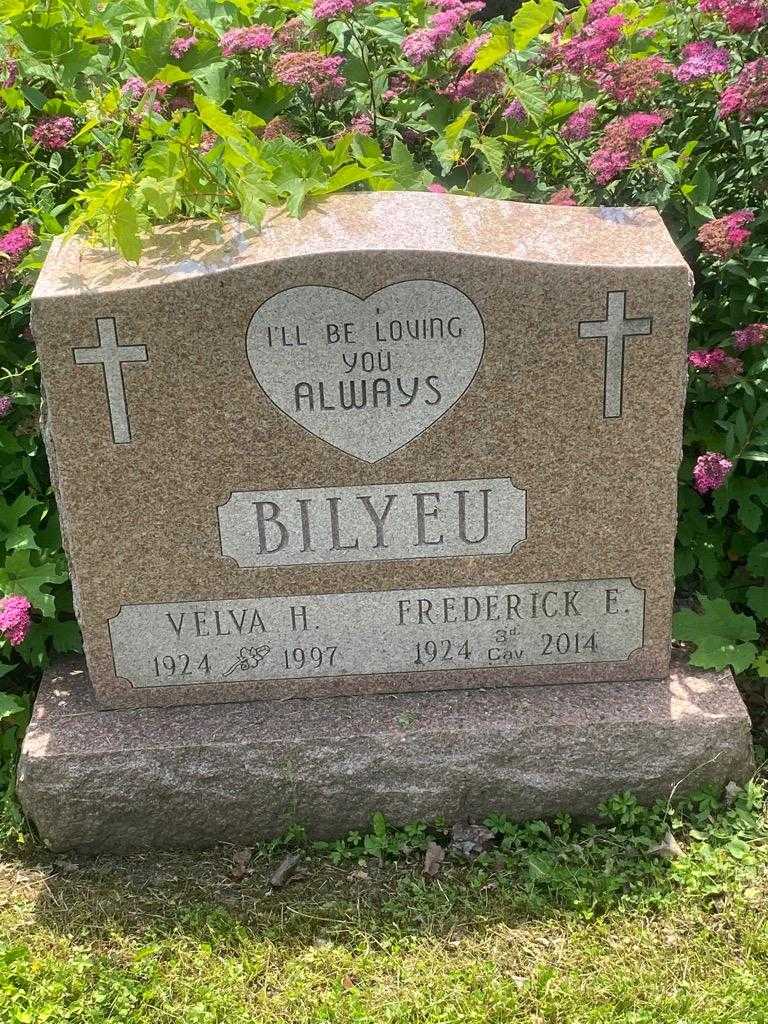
top-left (746, 587), bottom-right (768, 621)
top-left (511, 0), bottom-right (556, 50)
top-left (372, 811), bottom-right (387, 838)
top-left (136, 176), bottom-right (177, 219)
top-left (5, 525), bottom-right (38, 552)
top-left (747, 541), bottom-right (768, 576)
top-left (389, 139), bottom-right (425, 189)
top-left (195, 94), bottom-right (245, 143)
top-left (477, 136), bottom-right (506, 179)
top-left (432, 107), bottom-right (474, 172)
top-left (507, 69), bottom-right (547, 118)
top-left (113, 200), bottom-right (142, 262)
top-left (191, 63), bottom-right (232, 104)
top-left (314, 164), bottom-right (380, 195)
top-left (687, 637), bottom-right (758, 675)
top-left (0, 550), bottom-right (68, 618)
top-left (50, 619), bottom-right (82, 654)
top-left (673, 596), bottom-right (758, 674)
top-left (0, 693), bottom-right (25, 721)
top-left (726, 836), bottom-right (750, 859)
top-left (470, 23), bottom-right (513, 71)
top-left (674, 596), bottom-right (758, 644)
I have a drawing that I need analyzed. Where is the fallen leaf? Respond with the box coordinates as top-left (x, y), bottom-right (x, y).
top-left (649, 831), bottom-right (684, 860)
top-left (348, 869), bottom-right (370, 881)
top-left (449, 823), bottom-right (495, 858)
top-left (53, 858), bottom-right (81, 874)
top-left (269, 851), bottom-right (301, 888)
top-left (229, 847), bottom-right (254, 881)
top-left (423, 841), bottom-right (445, 878)
top-left (341, 974), bottom-right (356, 990)
top-left (725, 780), bottom-right (741, 806)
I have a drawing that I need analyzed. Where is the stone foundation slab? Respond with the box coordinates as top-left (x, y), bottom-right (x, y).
top-left (17, 656), bottom-right (754, 852)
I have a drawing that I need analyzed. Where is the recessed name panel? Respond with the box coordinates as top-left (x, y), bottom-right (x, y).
top-left (109, 577), bottom-right (645, 689)
top-left (218, 478), bottom-right (526, 567)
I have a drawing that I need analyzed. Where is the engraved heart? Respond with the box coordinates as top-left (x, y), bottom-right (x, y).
top-left (246, 280), bottom-right (485, 463)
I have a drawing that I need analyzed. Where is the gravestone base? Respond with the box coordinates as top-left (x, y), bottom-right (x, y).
top-left (18, 655), bottom-right (753, 853)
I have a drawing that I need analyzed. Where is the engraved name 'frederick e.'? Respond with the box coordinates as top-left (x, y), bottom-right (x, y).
top-left (246, 280), bottom-right (485, 462)
top-left (108, 578), bottom-right (645, 689)
top-left (218, 478), bottom-right (526, 567)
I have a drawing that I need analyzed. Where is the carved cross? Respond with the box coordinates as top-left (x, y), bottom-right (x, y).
top-left (73, 318), bottom-right (147, 443)
top-left (579, 291), bottom-right (652, 418)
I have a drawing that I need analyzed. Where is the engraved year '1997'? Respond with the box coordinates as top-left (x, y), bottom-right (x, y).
top-left (111, 579), bottom-right (643, 688)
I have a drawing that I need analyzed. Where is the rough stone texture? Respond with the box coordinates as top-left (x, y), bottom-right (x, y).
top-left (31, 194), bottom-right (691, 708)
top-left (17, 655), bottom-right (753, 853)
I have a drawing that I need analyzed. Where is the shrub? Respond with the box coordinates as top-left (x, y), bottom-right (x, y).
top-left (0, 0), bottom-right (767, 793)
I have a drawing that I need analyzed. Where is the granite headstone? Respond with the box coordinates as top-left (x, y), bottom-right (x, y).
top-left (20, 193), bottom-right (755, 852)
top-left (32, 193), bottom-right (691, 709)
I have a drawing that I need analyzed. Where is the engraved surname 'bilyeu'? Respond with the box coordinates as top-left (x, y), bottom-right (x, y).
top-left (218, 478), bottom-right (526, 567)
top-left (73, 317), bottom-right (148, 444)
top-left (246, 281), bottom-right (485, 462)
top-left (108, 577), bottom-right (644, 688)
top-left (579, 291), bottom-right (652, 418)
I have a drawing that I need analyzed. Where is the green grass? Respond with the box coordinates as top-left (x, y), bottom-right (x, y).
top-left (2, 784), bottom-right (768, 1024)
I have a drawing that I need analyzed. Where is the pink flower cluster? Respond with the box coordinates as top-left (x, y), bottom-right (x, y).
top-left (170, 35), bottom-right (197, 59)
top-left (382, 74), bottom-right (410, 102)
top-left (0, 223), bottom-right (35, 289)
top-left (444, 69), bottom-right (505, 100)
top-left (556, 15), bottom-right (625, 73)
top-left (349, 112), bottom-right (374, 135)
top-left (402, 0), bottom-right (485, 66)
top-left (674, 41), bottom-right (730, 83)
top-left (548, 187), bottom-right (578, 205)
top-left (0, 396), bottom-right (12, 417)
top-left (274, 51), bottom-right (345, 100)
top-left (454, 33), bottom-right (490, 67)
top-left (199, 131), bottom-right (218, 153)
top-left (120, 77), bottom-right (172, 120)
top-left (1, 58), bottom-right (17, 89)
top-left (594, 55), bottom-right (672, 102)
top-left (503, 98), bottom-right (527, 121)
top-left (313, 0), bottom-right (371, 18)
top-left (699, 0), bottom-right (767, 31)
top-left (697, 210), bottom-right (754, 258)
top-left (121, 76), bottom-right (147, 99)
top-left (0, 223), bottom-right (35, 260)
top-left (719, 58), bottom-right (768, 120)
top-left (733, 323), bottom-right (768, 350)
top-left (688, 346), bottom-right (743, 385)
top-left (693, 452), bottom-right (733, 494)
top-left (276, 18), bottom-right (305, 46)
top-left (504, 164), bottom-right (536, 184)
top-left (0, 595), bottom-right (31, 647)
top-left (31, 116), bottom-right (75, 151)
top-left (588, 112), bottom-right (665, 184)
top-left (585, 0), bottom-right (618, 19)
top-left (561, 102), bottom-right (598, 140)
top-left (427, 182), bottom-right (448, 192)
top-left (219, 25), bottom-right (274, 57)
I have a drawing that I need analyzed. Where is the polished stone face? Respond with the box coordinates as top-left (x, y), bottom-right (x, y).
top-left (32, 192), bottom-right (691, 709)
